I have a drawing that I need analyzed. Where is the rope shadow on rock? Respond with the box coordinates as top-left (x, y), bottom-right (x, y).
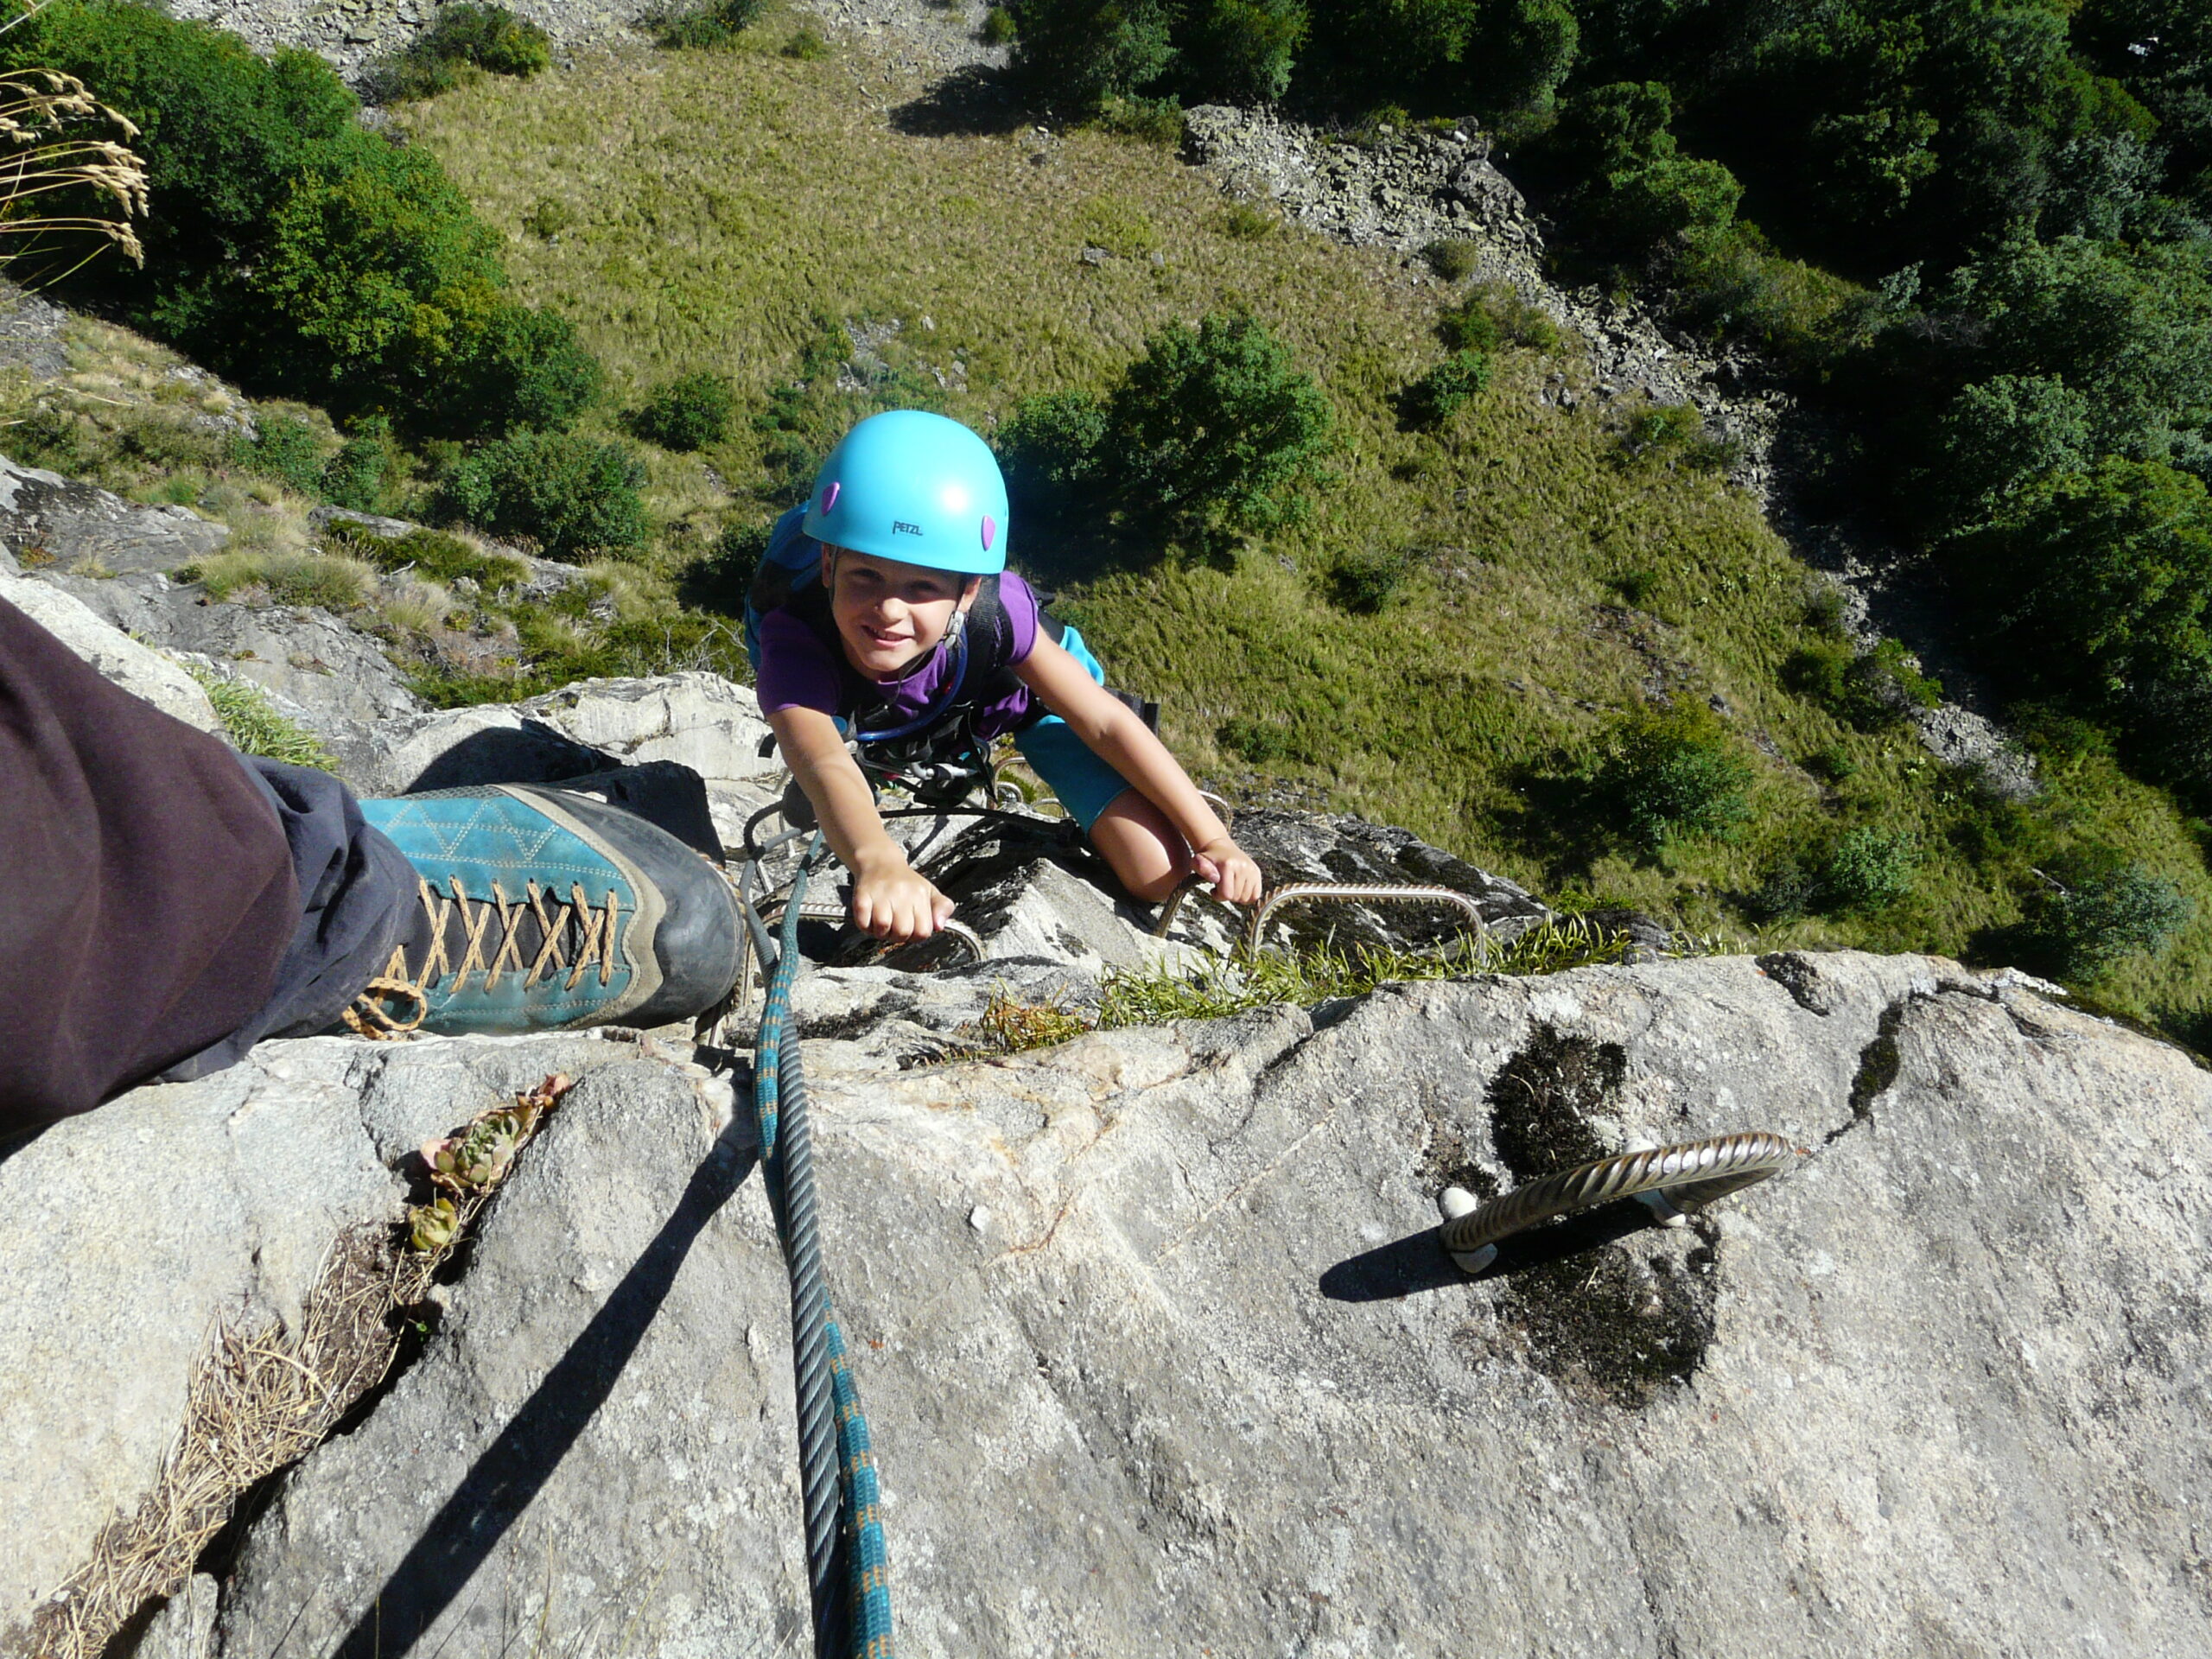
top-left (1319, 1198), bottom-right (1662, 1302)
top-left (328, 1116), bottom-right (762, 1659)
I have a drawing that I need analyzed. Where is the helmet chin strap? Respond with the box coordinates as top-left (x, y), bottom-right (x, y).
top-left (851, 620), bottom-right (970, 744)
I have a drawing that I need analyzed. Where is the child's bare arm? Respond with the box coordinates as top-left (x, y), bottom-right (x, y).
top-left (766, 705), bottom-right (955, 941)
top-left (1013, 639), bottom-right (1264, 905)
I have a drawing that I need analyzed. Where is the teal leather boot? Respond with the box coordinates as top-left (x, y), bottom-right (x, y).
top-left (353, 785), bottom-right (741, 1036)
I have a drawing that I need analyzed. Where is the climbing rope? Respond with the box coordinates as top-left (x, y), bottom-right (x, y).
top-left (1438, 1131), bottom-right (1802, 1273)
top-left (750, 838), bottom-right (896, 1657)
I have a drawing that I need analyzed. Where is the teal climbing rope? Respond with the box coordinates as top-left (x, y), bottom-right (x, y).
top-left (752, 837), bottom-right (896, 1657)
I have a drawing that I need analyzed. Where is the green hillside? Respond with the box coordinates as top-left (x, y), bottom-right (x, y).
top-left (3, 4), bottom-right (2204, 1047)
top-left (385, 29), bottom-right (2208, 1044)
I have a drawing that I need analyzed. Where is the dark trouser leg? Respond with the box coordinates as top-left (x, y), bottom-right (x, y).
top-left (161, 759), bottom-right (415, 1084)
top-left (1, 596), bottom-right (301, 1134)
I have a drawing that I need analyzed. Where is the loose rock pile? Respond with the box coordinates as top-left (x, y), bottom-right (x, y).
top-left (1181, 104), bottom-right (1783, 493)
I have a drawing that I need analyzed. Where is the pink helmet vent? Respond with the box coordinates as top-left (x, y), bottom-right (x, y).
top-left (981, 514), bottom-right (997, 551)
top-left (820, 481), bottom-right (841, 514)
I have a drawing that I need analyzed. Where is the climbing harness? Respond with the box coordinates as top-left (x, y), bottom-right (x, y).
top-left (747, 839), bottom-right (896, 1657)
top-left (1437, 1131), bottom-right (1803, 1274)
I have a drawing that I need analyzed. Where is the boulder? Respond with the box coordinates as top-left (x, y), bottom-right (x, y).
top-left (352, 672), bottom-right (779, 803)
top-left (105, 949), bottom-right (2208, 1658)
top-left (0, 564), bottom-right (220, 734)
top-left (0, 455), bottom-right (229, 576)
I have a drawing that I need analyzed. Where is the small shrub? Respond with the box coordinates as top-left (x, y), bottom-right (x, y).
top-left (980, 5), bottom-right (1018, 45)
top-left (522, 196), bottom-right (575, 238)
top-left (183, 550), bottom-right (370, 610)
top-left (1217, 202), bottom-right (1275, 240)
top-left (1077, 193), bottom-right (1160, 258)
top-left (1619, 403), bottom-right (1737, 472)
top-left (320, 417), bottom-right (399, 512)
top-left (1802, 742), bottom-right (1858, 784)
top-left (1103, 312), bottom-right (1333, 538)
top-left (1673, 222), bottom-right (1866, 372)
top-left (10, 403), bottom-right (95, 474)
top-left (1436, 297), bottom-right (1501, 354)
top-left (1440, 283), bottom-right (1560, 353)
top-left (629, 371), bottom-right (736, 451)
top-left (375, 574), bottom-right (454, 636)
top-left (1421, 239), bottom-right (1481, 282)
top-left (677, 519), bottom-right (772, 613)
top-left (959, 988), bottom-right (1096, 1055)
top-left (1750, 859), bottom-right (1822, 921)
top-left (1326, 544), bottom-right (1414, 613)
top-left (1397, 349), bottom-right (1491, 429)
top-left (1609, 568), bottom-right (1659, 607)
top-left (435, 432), bottom-right (649, 560)
top-left (1347, 104), bottom-right (1411, 148)
top-left (995, 389), bottom-right (1109, 535)
top-left (1821, 828), bottom-right (1920, 912)
top-left (1092, 93), bottom-right (1182, 146)
top-left (2025, 853), bottom-right (2194, 980)
top-left (187, 667), bottom-right (336, 770)
top-left (1218, 715), bottom-right (1288, 764)
top-left (438, 302), bottom-right (604, 435)
top-left (237, 414), bottom-right (327, 497)
top-left (1802, 584), bottom-right (1850, 637)
top-left (649, 0), bottom-right (765, 49)
top-left (370, 3), bottom-right (552, 101)
top-left (783, 23), bottom-right (830, 58)
top-left (324, 518), bottom-right (525, 590)
top-left (1595, 703), bottom-right (1754, 852)
top-left (1786, 636), bottom-right (1940, 730)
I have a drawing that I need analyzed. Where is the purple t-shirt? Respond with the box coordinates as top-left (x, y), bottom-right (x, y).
top-left (755, 569), bottom-right (1045, 740)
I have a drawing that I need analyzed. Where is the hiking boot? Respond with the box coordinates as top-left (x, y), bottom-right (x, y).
top-left (351, 785), bottom-right (742, 1037)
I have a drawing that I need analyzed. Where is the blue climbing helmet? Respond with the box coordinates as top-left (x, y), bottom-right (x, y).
top-left (802, 410), bottom-right (1008, 575)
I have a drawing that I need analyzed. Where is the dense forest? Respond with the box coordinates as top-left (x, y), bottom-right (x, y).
top-left (1005, 0), bottom-right (2212, 818)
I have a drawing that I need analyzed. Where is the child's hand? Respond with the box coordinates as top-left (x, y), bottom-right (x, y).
top-left (1192, 837), bottom-right (1264, 908)
top-left (851, 855), bottom-right (956, 944)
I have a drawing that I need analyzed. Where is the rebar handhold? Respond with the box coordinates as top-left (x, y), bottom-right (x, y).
top-left (1437, 1185), bottom-right (1497, 1274)
top-left (1437, 1131), bottom-right (1801, 1272)
top-left (1624, 1139), bottom-right (1688, 1226)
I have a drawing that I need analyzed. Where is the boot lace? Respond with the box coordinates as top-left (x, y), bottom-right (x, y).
top-left (344, 874), bottom-right (625, 1040)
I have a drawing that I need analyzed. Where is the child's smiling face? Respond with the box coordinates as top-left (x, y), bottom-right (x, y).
top-left (822, 545), bottom-right (980, 681)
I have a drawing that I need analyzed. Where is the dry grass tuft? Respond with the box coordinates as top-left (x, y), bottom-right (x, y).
top-left (28, 1230), bottom-right (399, 1659)
top-left (25, 1075), bottom-right (575, 1659)
top-left (0, 69), bottom-right (149, 282)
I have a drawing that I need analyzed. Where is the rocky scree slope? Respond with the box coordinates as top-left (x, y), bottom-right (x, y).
top-left (2, 574), bottom-right (2209, 1657)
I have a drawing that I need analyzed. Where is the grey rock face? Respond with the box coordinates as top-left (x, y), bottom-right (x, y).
top-left (0, 283), bottom-right (68, 380)
top-left (0, 455), bottom-right (230, 575)
top-left (211, 1061), bottom-right (807, 1659)
top-left (0, 1032), bottom-right (622, 1641)
top-left (0, 565), bottom-right (220, 732)
top-left (162, 950), bottom-right (2212, 1657)
top-left (46, 566), bottom-right (425, 760)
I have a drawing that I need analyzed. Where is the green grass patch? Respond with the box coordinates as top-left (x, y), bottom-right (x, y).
top-left (186, 666), bottom-right (337, 770)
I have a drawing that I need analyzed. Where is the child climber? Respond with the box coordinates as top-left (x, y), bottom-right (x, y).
top-left (747, 409), bottom-right (1262, 944)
